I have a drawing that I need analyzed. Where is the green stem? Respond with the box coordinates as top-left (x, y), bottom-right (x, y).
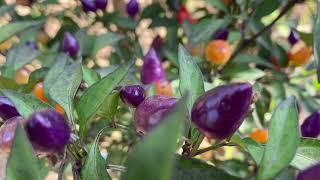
top-left (189, 134), bottom-right (205, 157)
top-left (194, 142), bottom-right (237, 156)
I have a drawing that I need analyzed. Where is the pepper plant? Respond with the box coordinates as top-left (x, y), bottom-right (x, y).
top-left (0, 0), bottom-right (320, 179)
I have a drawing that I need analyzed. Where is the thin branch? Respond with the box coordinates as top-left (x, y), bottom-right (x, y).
top-left (58, 152), bottom-right (68, 180)
top-left (226, 0), bottom-right (299, 64)
top-left (107, 164), bottom-right (128, 172)
top-left (194, 142), bottom-right (237, 156)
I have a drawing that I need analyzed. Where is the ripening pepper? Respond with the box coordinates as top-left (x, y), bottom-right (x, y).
top-left (140, 48), bottom-right (166, 84)
top-left (120, 85), bottom-right (146, 108)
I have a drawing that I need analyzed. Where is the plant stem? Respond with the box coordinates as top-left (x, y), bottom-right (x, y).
top-left (58, 152), bottom-right (68, 180)
top-left (194, 142), bottom-right (237, 156)
top-left (189, 134), bottom-right (205, 157)
top-left (226, 0), bottom-right (299, 64)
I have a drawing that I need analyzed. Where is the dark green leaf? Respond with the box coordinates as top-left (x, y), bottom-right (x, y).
top-left (2, 45), bottom-right (42, 78)
top-left (223, 64), bottom-right (265, 80)
top-left (207, 0), bottom-right (228, 13)
top-left (141, 3), bottom-right (165, 19)
top-left (43, 54), bottom-right (69, 99)
top-left (291, 138), bottom-right (320, 170)
top-left (0, 76), bottom-right (19, 90)
top-left (0, 20), bottom-right (43, 44)
top-left (81, 127), bottom-right (112, 180)
top-left (97, 92), bottom-right (119, 119)
top-left (82, 66), bottom-right (101, 86)
top-left (233, 54), bottom-right (273, 68)
top-left (251, 0), bottom-right (280, 20)
top-left (76, 61), bottom-right (133, 138)
top-left (6, 124), bottom-right (41, 180)
top-left (0, 5), bottom-right (14, 16)
top-left (178, 44), bottom-right (205, 112)
top-left (49, 62), bottom-right (82, 123)
top-left (123, 96), bottom-right (188, 180)
top-left (173, 156), bottom-right (240, 180)
top-left (257, 96), bottom-right (299, 180)
top-left (1, 90), bottom-right (51, 118)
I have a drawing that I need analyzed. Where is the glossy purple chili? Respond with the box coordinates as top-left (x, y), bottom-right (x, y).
top-left (140, 48), bottom-right (165, 84)
top-left (120, 85), bottom-right (145, 108)
top-left (0, 96), bottom-right (20, 121)
top-left (26, 109), bottom-right (71, 152)
top-left (213, 28), bottom-right (229, 40)
top-left (288, 29), bottom-right (300, 46)
top-left (191, 83), bottom-right (253, 140)
top-left (81, 0), bottom-right (97, 12)
top-left (134, 96), bottom-right (177, 134)
top-left (126, 0), bottom-right (139, 18)
top-left (296, 163), bottom-right (320, 180)
top-left (95, 0), bottom-right (108, 10)
top-left (61, 32), bottom-right (80, 57)
top-left (301, 111), bottom-right (320, 138)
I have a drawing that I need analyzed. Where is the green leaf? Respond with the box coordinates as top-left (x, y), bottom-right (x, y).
top-left (76, 61), bottom-right (133, 138)
top-left (81, 127), bottom-right (111, 180)
top-left (257, 96), bottom-right (299, 180)
top-left (207, 0), bottom-right (228, 13)
top-left (314, 0), bottom-right (320, 82)
top-left (189, 17), bottom-right (229, 46)
top-left (97, 92), bottom-right (119, 119)
top-left (251, 0), bottom-right (280, 20)
top-left (49, 62), bottom-right (82, 123)
top-left (140, 3), bottom-right (165, 19)
top-left (1, 90), bottom-right (51, 118)
top-left (233, 54), bottom-right (273, 68)
top-left (43, 54), bottom-right (69, 99)
top-left (0, 20), bottom-right (43, 44)
top-left (6, 124), bottom-right (41, 180)
top-left (291, 138), bottom-right (320, 170)
top-left (123, 95), bottom-right (188, 180)
top-left (178, 44), bottom-right (205, 112)
top-left (0, 76), bottom-right (19, 90)
top-left (82, 66), bottom-right (101, 86)
top-left (173, 156), bottom-right (240, 180)
top-left (2, 45), bottom-right (42, 78)
top-left (0, 5), bottom-right (14, 16)
top-left (223, 64), bottom-right (265, 80)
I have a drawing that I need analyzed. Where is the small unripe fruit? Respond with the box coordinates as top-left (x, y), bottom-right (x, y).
top-left (296, 163), bottom-right (320, 180)
top-left (288, 47), bottom-right (312, 66)
top-left (191, 83), bottom-right (253, 140)
top-left (154, 80), bottom-right (173, 97)
top-left (288, 29), bottom-right (300, 46)
top-left (134, 96), bottom-right (177, 134)
top-left (26, 109), bottom-right (71, 152)
top-left (126, 0), bottom-right (139, 18)
top-left (81, 0), bottom-right (97, 12)
top-left (205, 40), bottom-right (232, 65)
top-left (140, 48), bottom-right (166, 84)
top-left (61, 32), bottom-right (80, 57)
top-left (0, 97), bottom-right (20, 121)
top-left (0, 117), bottom-right (26, 153)
top-left (15, 68), bottom-right (30, 84)
top-left (213, 28), bottom-right (229, 40)
top-left (249, 129), bottom-right (268, 143)
top-left (301, 111), bottom-right (320, 138)
top-left (33, 82), bottom-right (48, 103)
top-left (95, 0), bottom-right (108, 10)
top-left (120, 85), bottom-right (145, 108)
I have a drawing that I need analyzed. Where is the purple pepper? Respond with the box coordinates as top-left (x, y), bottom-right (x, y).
top-left (95, 0), bottom-right (108, 10)
top-left (191, 83), bottom-right (253, 140)
top-left (26, 41), bottom-right (38, 50)
top-left (126, 0), bottom-right (139, 18)
top-left (288, 29), bottom-right (300, 46)
top-left (134, 96), bottom-right (177, 134)
top-left (61, 32), bottom-right (80, 57)
top-left (26, 109), bottom-right (71, 152)
top-left (0, 96), bottom-right (20, 121)
top-left (296, 163), bottom-right (320, 180)
top-left (81, 0), bottom-right (97, 12)
top-left (213, 28), bottom-right (229, 40)
top-left (301, 111), bottom-right (320, 138)
top-left (151, 35), bottom-right (164, 52)
top-left (140, 48), bottom-right (165, 84)
top-left (120, 85), bottom-right (145, 108)
top-left (0, 116), bottom-right (25, 153)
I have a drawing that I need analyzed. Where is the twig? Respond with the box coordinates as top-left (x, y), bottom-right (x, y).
top-left (58, 152), bottom-right (68, 180)
top-left (194, 142), bottom-right (237, 156)
top-left (107, 164), bottom-right (128, 172)
top-left (226, 0), bottom-right (299, 64)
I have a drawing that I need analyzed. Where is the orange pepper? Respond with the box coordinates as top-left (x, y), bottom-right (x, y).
top-left (33, 82), bottom-right (49, 103)
top-left (154, 80), bottom-right (173, 97)
top-left (249, 129), bottom-right (268, 143)
top-left (288, 47), bottom-right (312, 66)
top-left (55, 104), bottom-right (65, 114)
top-left (205, 40), bottom-right (232, 65)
